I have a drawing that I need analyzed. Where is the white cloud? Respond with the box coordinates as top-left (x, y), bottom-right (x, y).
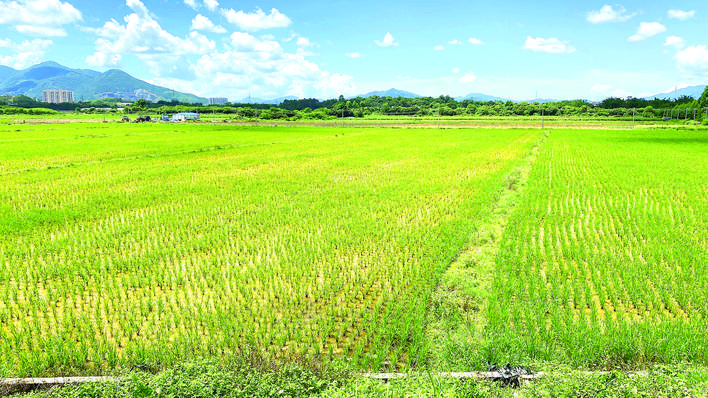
top-left (296, 37), bottom-right (313, 47)
top-left (675, 45), bottom-right (708, 77)
top-left (86, 0), bottom-right (215, 77)
top-left (0, 0), bottom-right (82, 37)
top-left (0, 38), bottom-right (52, 69)
top-left (433, 45), bottom-right (444, 51)
top-left (459, 72), bottom-right (477, 83)
top-left (611, 88), bottom-right (632, 98)
top-left (191, 14), bottom-right (226, 33)
top-left (628, 22), bottom-right (666, 42)
top-left (587, 5), bottom-right (636, 24)
top-left (664, 36), bottom-right (685, 49)
top-left (194, 32), bottom-right (354, 98)
top-left (184, 0), bottom-right (218, 11)
top-left (204, 0), bottom-right (218, 11)
top-left (345, 52), bottom-right (361, 58)
top-left (468, 38), bottom-right (484, 45)
top-left (375, 32), bottom-right (398, 47)
top-left (590, 84), bottom-right (613, 95)
top-left (221, 7), bottom-right (291, 31)
top-left (523, 36), bottom-right (575, 54)
top-left (589, 84), bottom-right (634, 100)
top-left (85, 51), bottom-right (122, 67)
top-left (452, 68), bottom-right (459, 74)
top-left (448, 39), bottom-right (461, 45)
top-left (668, 9), bottom-right (695, 20)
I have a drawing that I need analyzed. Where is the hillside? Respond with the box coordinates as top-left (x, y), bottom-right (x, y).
top-left (0, 61), bottom-right (207, 103)
top-left (645, 85), bottom-right (707, 100)
top-left (358, 88), bottom-right (421, 98)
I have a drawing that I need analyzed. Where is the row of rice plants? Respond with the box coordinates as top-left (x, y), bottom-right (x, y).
top-left (476, 128), bottom-right (708, 368)
top-left (0, 125), bottom-right (540, 376)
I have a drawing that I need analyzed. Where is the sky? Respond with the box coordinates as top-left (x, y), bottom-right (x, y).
top-left (0, 0), bottom-right (707, 101)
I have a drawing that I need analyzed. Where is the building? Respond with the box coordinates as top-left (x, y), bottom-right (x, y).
top-left (99, 89), bottom-right (158, 102)
top-left (209, 97), bottom-right (228, 105)
top-left (42, 89), bottom-right (74, 104)
top-left (172, 112), bottom-right (200, 121)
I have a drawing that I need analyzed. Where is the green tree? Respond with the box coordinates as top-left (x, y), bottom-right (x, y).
top-left (699, 85), bottom-right (708, 108)
top-left (132, 99), bottom-right (148, 111)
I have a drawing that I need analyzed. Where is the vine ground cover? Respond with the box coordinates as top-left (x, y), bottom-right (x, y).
top-left (0, 123), bottom-right (538, 377)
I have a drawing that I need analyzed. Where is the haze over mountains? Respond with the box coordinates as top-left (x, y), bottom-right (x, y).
top-left (1, 62), bottom-right (705, 105)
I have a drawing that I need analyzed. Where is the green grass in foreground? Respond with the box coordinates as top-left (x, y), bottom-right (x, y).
top-left (12, 360), bottom-right (708, 398)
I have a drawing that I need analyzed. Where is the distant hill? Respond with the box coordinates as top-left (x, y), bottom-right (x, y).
top-left (456, 92), bottom-right (506, 102)
top-left (358, 88), bottom-right (422, 98)
top-left (0, 61), bottom-right (207, 103)
top-left (235, 95), bottom-right (299, 105)
top-left (644, 85), bottom-right (706, 101)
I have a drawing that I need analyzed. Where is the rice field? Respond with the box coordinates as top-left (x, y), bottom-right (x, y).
top-left (2, 122), bottom-right (707, 378)
top-left (0, 123), bottom-right (539, 377)
top-left (475, 128), bottom-right (708, 368)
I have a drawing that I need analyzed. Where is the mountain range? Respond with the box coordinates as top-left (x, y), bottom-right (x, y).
top-left (1, 62), bottom-right (706, 105)
top-left (0, 61), bottom-right (206, 104)
top-left (644, 85), bottom-right (706, 101)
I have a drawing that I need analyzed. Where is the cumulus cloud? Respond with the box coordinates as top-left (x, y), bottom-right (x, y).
top-left (191, 14), bottom-right (226, 33)
top-left (664, 36), bottom-right (685, 49)
top-left (590, 84), bottom-right (631, 100)
top-left (448, 39), bottom-right (461, 45)
top-left (0, 38), bottom-right (52, 69)
top-left (221, 7), bottom-right (291, 31)
top-left (523, 36), bottom-right (575, 54)
top-left (184, 0), bottom-right (219, 11)
top-left (587, 5), bottom-right (635, 23)
top-left (296, 37), bottom-right (313, 47)
top-left (345, 52), bottom-right (361, 58)
top-left (86, 0), bottom-right (215, 77)
top-left (459, 72), bottom-right (477, 83)
top-left (628, 22), bottom-right (666, 42)
top-left (195, 32), bottom-right (354, 98)
top-left (675, 45), bottom-right (708, 77)
top-left (668, 9), bottom-right (695, 20)
top-left (452, 68), bottom-right (459, 74)
top-left (433, 45), bottom-right (444, 51)
top-left (375, 32), bottom-right (398, 47)
top-left (468, 38), bottom-right (484, 45)
top-left (82, 0), bottom-right (352, 99)
top-left (0, 0), bottom-right (82, 37)
top-left (204, 0), bottom-right (218, 11)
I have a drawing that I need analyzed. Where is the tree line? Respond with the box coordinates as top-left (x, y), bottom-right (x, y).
top-left (2, 87), bottom-right (708, 120)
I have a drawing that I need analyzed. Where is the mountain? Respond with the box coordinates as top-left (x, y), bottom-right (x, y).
top-left (0, 61), bottom-right (207, 103)
top-left (235, 95), bottom-right (299, 105)
top-left (358, 88), bottom-right (421, 98)
top-left (644, 85), bottom-right (706, 101)
top-left (456, 92), bottom-right (506, 102)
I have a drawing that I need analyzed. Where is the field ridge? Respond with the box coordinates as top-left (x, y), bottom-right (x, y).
top-left (426, 130), bottom-right (550, 368)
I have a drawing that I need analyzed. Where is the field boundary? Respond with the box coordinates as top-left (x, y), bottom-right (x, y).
top-left (426, 130), bottom-right (550, 367)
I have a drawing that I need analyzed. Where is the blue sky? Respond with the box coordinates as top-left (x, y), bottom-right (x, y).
top-left (1, 0), bottom-right (707, 101)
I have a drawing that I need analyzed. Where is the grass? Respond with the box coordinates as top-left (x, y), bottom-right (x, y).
top-left (12, 361), bottom-right (708, 397)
